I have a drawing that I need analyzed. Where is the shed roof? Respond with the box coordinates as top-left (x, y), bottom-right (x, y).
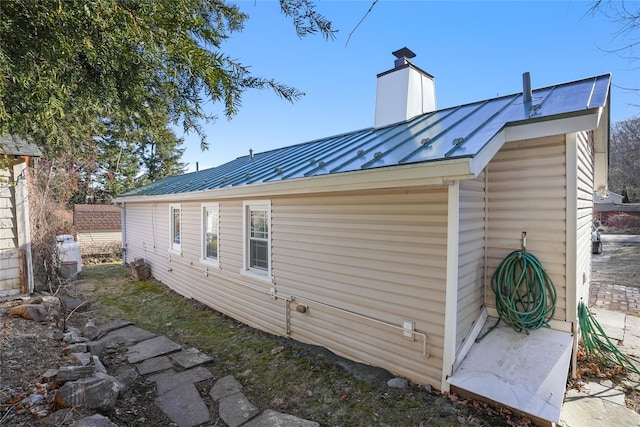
top-left (120, 74), bottom-right (610, 198)
top-left (74, 204), bottom-right (122, 231)
top-left (0, 135), bottom-right (43, 157)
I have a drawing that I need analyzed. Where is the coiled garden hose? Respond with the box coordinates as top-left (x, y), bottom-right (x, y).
top-left (578, 301), bottom-right (640, 374)
top-left (478, 250), bottom-right (557, 341)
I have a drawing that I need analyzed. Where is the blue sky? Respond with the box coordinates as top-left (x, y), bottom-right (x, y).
top-left (180, 0), bottom-right (640, 172)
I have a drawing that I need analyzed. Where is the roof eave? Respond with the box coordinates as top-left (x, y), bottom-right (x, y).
top-left (468, 107), bottom-right (604, 176)
top-left (115, 159), bottom-right (475, 203)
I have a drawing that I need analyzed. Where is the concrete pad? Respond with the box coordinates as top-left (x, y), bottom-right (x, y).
top-left (97, 319), bottom-right (133, 335)
top-left (126, 336), bottom-right (181, 364)
top-left (243, 409), bottom-right (320, 427)
top-left (101, 325), bottom-right (156, 347)
top-left (209, 375), bottom-right (243, 401)
top-left (622, 315), bottom-right (640, 353)
top-left (168, 347), bottom-right (213, 369)
top-left (136, 356), bottom-right (174, 375)
top-left (560, 387), bottom-right (640, 427)
top-left (448, 320), bottom-right (573, 423)
top-left (218, 393), bottom-right (259, 427)
top-left (590, 307), bottom-right (626, 342)
top-left (155, 382), bottom-right (210, 427)
top-left (582, 379), bottom-right (627, 406)
top-left (148, 367), bottom-right (214, 395)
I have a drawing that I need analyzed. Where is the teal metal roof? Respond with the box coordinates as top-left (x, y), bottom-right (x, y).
top-left (122, 74), bottom-right (610, 197)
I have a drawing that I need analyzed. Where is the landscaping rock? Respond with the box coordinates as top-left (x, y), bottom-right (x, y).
top-left (70, 352), bottom-right (92, 366)
top-left (58, 295), bottom-right (87, 312)
top-left (55, 374), bottom-right (122, 411)
top-left (115, 367), bottom-right (139, 390)
top-left (97, 319), bottom-right (133, 335)
top-left (8, 304), bottom-right (47, 322)
top-left (387, 377), bottom-right (409, 389)
top-left (57, 366), bottom-right (95, 382)
top-left (70, 414), bottom-right (119, 427)
top-left (83, 320), bottom-right (101, 341)
top-left (63, 343), bottom-right (87, 354)
top-left (243, 409), bottom-right (320, 427)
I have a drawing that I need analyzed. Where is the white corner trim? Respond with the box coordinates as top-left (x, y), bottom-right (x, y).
top-left (441, 181), bottom-right (460, 393)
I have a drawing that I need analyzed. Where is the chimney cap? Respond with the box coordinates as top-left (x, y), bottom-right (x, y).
top-left (392, 47), bottom-right (416, 59)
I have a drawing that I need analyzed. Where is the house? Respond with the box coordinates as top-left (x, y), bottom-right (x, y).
top-left (73, 204), bottom-right (122, 256)
top-left (116, 49), bottom-right (610, 423)
top-left (593, 190), bottom-right (640, 225)
top-left (0, 135), bottom-right (42, 297)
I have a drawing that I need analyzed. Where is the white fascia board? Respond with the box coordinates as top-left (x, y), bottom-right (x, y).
top-left (115, 159), bottom-right (475, 203)
top-left (468, 109), bottom-right (603, 177)
top-left (504, 110), bottom-right (601, 142)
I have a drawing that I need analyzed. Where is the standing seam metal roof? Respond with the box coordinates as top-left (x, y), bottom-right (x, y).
top-left (122, 73), bottom-right (611, 197)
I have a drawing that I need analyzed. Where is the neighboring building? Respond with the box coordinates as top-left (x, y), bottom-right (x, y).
top-left (73, 204), bottom-right (122, 256)
top-left (0, 135), bottom-right (41, 297)
top-left (116, 49), bottom-right (610, 423)
top-left (593, 190), bottom-right (640, 225)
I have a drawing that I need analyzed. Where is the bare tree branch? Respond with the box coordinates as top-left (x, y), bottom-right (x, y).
top-left (345, 0), bottom-right (379, 47)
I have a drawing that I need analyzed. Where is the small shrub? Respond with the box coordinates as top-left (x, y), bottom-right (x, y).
top-left (606, 213), bottom-right (640, 234)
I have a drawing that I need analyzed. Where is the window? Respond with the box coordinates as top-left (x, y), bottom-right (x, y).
top-left (170, 205), bottom-right (181, 253)
top-left (201, 203), bottom-right (219, 266)
top-left (242, 201), bottom-right (271, 278)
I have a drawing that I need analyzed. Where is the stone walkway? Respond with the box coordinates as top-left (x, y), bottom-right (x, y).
top-left (560, 234), bottom-right (640, 427)
top-left (94, 319), bottom-right (320, 427)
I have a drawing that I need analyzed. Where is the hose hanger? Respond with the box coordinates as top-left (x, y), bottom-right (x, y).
top-left (477, 231), bottom-right (557, 341)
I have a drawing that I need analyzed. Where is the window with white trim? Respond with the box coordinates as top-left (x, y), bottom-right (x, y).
top-left (169, 204), bottom-right (182, 253)
top-left (201, 203), bottom-right (219, 266)
top-left (242, 201), bottom-right (271, 277)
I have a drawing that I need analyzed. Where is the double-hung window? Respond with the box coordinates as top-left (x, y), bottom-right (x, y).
top-left (169, 204), bottom-right (182, 254)
top-left (242, 201), bottom-right (271, 279)
top-left (201, 203), bottom-right (219, 266)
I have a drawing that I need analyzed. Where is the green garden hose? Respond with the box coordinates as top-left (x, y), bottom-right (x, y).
top-left (578, 301), bottom-right (640, 374)
top-left (480, 250), bottom-right (557, 339)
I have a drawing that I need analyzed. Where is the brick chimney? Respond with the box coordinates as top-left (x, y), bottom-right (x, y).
top-left (374, 48), bottom-right (436, 128)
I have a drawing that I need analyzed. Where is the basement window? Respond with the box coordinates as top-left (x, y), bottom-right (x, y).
top-left (169, 204), bottom-right (182, 254)
top-left (201, 203), bottom-right (219, 267)
top-left (242, 200), bottom-right (272, 280)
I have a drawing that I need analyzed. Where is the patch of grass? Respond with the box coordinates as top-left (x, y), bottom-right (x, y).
top-left (70, 264), bottom-right (521, 427)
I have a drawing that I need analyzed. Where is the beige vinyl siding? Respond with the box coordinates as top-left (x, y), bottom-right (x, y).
top-left (575, 131), bottom-right (594, 304)
top-left (272, 188), bottom-right (448, 387)
top-left (485, 135), bottom-right (567, 321)
top-left (78, 231), bottom-right (121, 245)
top-left (456, 173), bottom-right (486, 351)
top-left (123, 201), bottom-right (286, 337)
top-left (124, 186), bottom-right (449, 388)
